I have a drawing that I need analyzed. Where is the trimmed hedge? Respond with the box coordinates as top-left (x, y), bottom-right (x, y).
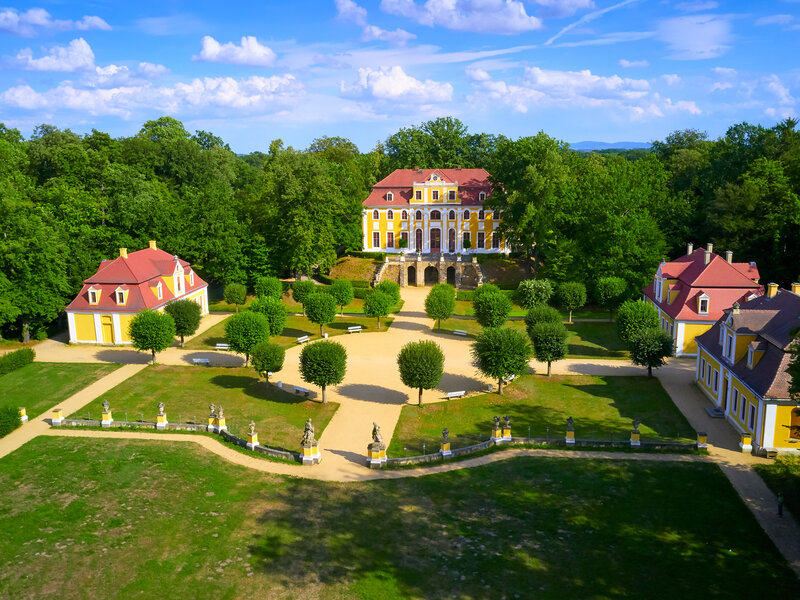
top-left (317, 273), bottom-right (371, 288)
top-left (351, 280), bottom-right (371, 288)
top-left (0, 405), bottom-right (21, 438)
top-left (348, 251), bottom-right (386, 261)
top-left (456, 290), bottom-right (515, 302)
top-left (0, 347), bottom-right (35, 376)
top-left (316, 273), bottom-right (334, 285)
top-left (353, 288), bottom-right (371, 300)
top-left (476, 253), bottom-right (509, 263)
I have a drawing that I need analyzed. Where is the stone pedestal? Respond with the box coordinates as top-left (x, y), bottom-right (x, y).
top-left (471, 256), bottom-right (477, 263)
top-left (456, 255), bottom-right (461, 262)
top-left (101, 411), bottom-right (113, 428)
top-left (18, 408), bottom-right (27, 423)
top-left (630, 431), bottom-right (641, 447)
top-left (502, 427), bottom-right (512, 442)
top-left (246, 432), bottom-right (259, 450)
top-left (367, 442), bottom-right (387, 468)
top-left (301, 443), bottom-right (321, 465)
top-left (207, 415), bottom-right (217, 432)
top-left (490, 426), bottom-right (504, 443)
top-left (565, 430), bottom-right (575, 445)
top-left (739, 433), bottom-right (752, 453)
top-left (52, 408), bottom-right (64, 426)
top-left (156, 413), bottom-right (168, 430)
top-left (217, 417), bottom-right (227, 432)
top-left (696, 432), bottom-right (708, 449)
top-left (440, 441), bottom-right (452, 457)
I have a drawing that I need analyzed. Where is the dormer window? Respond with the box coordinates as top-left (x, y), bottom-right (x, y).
top-left (386, 192), bottom-right (393, 202)
top-left (479, 192), bottom-right (486, 202)
top-left (698, 294), bottom-right (709, 315)
top-left (747, 347), bottom-right (753, 368)
top-left (189, 270), bottom-right (194, 286)
top-left (88, 288), bottom-right (99, 305)
top-left (157, 281), bottom-right (163, 300)
top-left (431, 174), bottom-right (439, 181)
top-left (115, 288), bottom-right (126, 305)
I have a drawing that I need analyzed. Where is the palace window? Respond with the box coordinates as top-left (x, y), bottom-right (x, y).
top-left (698, 294), bottom-right (709, 315)
top-left (479, 210), bottom-right (485, 220)
top-left (479, 192), bottom-right (486, 201)
top-left (402, 210), bottom-right (408, 219)
top-left (88, 288), bottom-right (99, 305)
top-left (386, 192), bottom-right (393, 202)
top-left (373, 210), bottom-right (379, 220)
top-left (432, 190), bottom-right (439, 201)
top-left (373, 232), bottom-right (380, 248)
top-left (740, 395), bottom-right (747, 420)
top-left (724, 334), bottom-right (732, 361)
top-left (448, 190), bottom-right (456, 200)
top-left (712, 370), bottom-right (719, 393)
top-left (387, 210), bottom-right (393, 220)
top-left (492, 233), bottom-right (500, 249)
top-left (387, 232), bottom-right (394, 248)
top-left (448, 210), bottom-right (455, 220)
top-left (748, 404), bottom-right (756, 430)
top-left (477, 232), bottom-right (485, 249)
top-left (463, 210), bottom-right (470, 220)
top-left (732, 388), bottom-right (739, 413)
top-left (463, 231), bottom-right (471, 248)
top-left (115, 289), bottom-right (126, 305)
top-left (415, 210), bottom-right (422, 220)
top-left (401, 232), bottom-right (408, 247)
top-left (415, 190), bottom-right (422, 200)
top-left (431, 210), bottom-right (441, 220)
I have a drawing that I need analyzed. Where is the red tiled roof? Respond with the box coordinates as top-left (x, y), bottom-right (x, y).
top-left (66, 247), bottom-right (206, 313)
top-left (643, 248), bottom-right (762, 321)
top-left (363, 168), bottom-right (491, 207)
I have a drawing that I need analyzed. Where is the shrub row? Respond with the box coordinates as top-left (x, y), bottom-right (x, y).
top-left (455, 289), bottom-right (515, 302)
top-left (347, 251), bottom-right (386, 261)
top-left (353, 288), bottom-right (371, 300)
top-left (0, 405), bottom-right (21, 438)
top-left (0, 347), bottom-right (35, 376)
top-left (317, 273), bottom-right (371, 288)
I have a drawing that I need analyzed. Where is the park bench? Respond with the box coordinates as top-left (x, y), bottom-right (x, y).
top-left (297, 335), bottom-right (310, 344)
top-left (215, 343), bottom-right (230, 350)
top-left (294, 386), bottom-right (311, 397)
top-left (503, 374), bottom-right (517, 384)
top-left (453, 330), bottom-right (467, 336)
top-left (446, 390), bottom-right (466, 399)
top-left (347, 326), bottom-right (363, 333)
top-left (192, 358), bottom-right (210, 366)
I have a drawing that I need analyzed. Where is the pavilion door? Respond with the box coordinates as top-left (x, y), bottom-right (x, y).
top-left (448, 229), bottom-right (455, 253)
top-left (430, 228), bottom-right (441, 252)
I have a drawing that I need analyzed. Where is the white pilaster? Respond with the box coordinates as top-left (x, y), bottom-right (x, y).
top-left (93, 313), bottom-right (103, 343)
top-left (675, 322), bottom-right (685, 357)
top-left (112, 314), bottom-right (122, 344)
top-left (67, 312), bottom-right (77, 343)
top-left (761, 403), bottom-right (777, 450)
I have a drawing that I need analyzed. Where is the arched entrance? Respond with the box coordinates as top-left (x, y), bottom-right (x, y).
top-left (424, 266), bottom-right (439, 286)
top-left (446, 266), bottom-right (455, 286)
top-left (415, 229), bottom-right (423, 252)
top-left (430, 228), bottom-right (441, 252)
top-left (407, 265), bottom-right (417, 286)
top-left (448, 228), bottom-right (455, 253)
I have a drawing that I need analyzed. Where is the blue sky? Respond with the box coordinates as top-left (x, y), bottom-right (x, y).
top-left (0, 1), bottom-right (798, 152)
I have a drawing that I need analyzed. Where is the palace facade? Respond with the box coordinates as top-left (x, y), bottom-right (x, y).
top-left (362, 168), bottom-right (506, 254)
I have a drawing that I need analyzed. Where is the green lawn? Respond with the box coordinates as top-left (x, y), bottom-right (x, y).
top-left (0, 437), bottom-right (794, 599)
top-left (0, 362), bottom-right (120, 419)
top-left (434, 318), bottom-right (628, 359)
top-left (754, 455), bottom-right (800, 519)
top-left (69, 365), bottom-right (338, 451)
top-left (185, 313), bottom-right (394, 351)
top-left (389, 374), bottom-right (695, 456)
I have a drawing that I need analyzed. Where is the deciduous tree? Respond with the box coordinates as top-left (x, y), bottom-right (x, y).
top-left (254, 276), bottom-right (283, 300)
top-left (249, 296), bottom-right (287, 336)
top-left (224, 283), bottom-right (247, 312)
top-left (425, 283), bottom-right (456, 329)
top-left (528, 321), bottom-right (569, 376)
top-left (224, 311), bottom-right (269, 366)
top-left (556, 282), bottom-right (587, 323)
top-left (305, 293), bottom-right (337, 336)
top-left (129, 309), bottom-right (176, 363)
top-left (251, 341), bottom-right (285, 383)
top-left (300, 340), bottom-right (347, 403)
top-left (616, 300), bottom-right (659, 345)
top-left (328, 279), bottom-right (354, 315)
top-left (629, 328), bottom-right (674, 377)
top-left (164, 299), bottom-right (202, 347)
top-left (363, 290), bottom-right (393, 328)
top-left (473, 291), bottom-right (512, 328)
top-left (397, 340), bottom-right (444, 406)
top-left (471, 327), bottom-right (532, 395)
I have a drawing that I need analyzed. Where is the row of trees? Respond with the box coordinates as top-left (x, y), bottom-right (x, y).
top-left (2, 115), bottom-right (797, 342)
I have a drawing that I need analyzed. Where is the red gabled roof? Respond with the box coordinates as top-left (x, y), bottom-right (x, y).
top-left (66, 246), bottom-right (207, 313)
top-left (363, 168), bottom-right (491, 207)
top-left (643, 248), bottom-right (762, 321)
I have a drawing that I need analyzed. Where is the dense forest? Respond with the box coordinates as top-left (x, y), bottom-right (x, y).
top-left (1, 115), bottom-right (798, 341)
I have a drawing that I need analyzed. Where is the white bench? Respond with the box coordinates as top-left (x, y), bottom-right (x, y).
top-left (453, 330), bottom-right (467, 336)
top-left (446, 390), bottom-right (466, 399)
top-left (193, 358), bottom-right (210, 366)
top-left (347, 326), bottom-right (363, 333)
top-left (297, 335), bottom-right (310, 344)
top-left (503, 374), bottom-right (517, 384)
top-left (294, 386), bottom-right (311, 397)
top-left (215, 343), bottom-right (230, 350)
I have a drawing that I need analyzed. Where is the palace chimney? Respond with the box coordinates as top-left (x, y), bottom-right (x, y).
top-left (686, 242), bottom-right (693, 255)
top-left (704, 251), bottom-right (711, 265)
top-left (119, 248), bottom-right (128, 259)
top-left (731, 302), bottom-right (740, 315)
top-left (725, 250), bottom-right (733, 263)
top-left (149, 240), bottom-right (157, 250)
top-left (791, 282), bottom-right (800, 295)
top-left (767, 283), bottom-right (778, 298)
top-left (706, 242), bottom-right (713, 254)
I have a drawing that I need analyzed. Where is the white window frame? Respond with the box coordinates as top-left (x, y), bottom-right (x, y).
top-left (115, 290), bottom-right (125, 305)
top-left (189, 270), bottom-right (194, 286)
top-left (747, 347), bottom-right (753, 368)
top-left (698, 294), bottom-right (709, 315)
top-left (479, 191), bottom-right (486, 201)
top-left (463, 210), bottom-right (470, 220)
top-left (477, 231), bottom-right (485, 249)
top-left (448, 190), bottom-right (456, 201)
top-left (157, 281), bottom-right (163, 300)
top-left (724, 334), bottom-right (733, 361)
top-left (402, 210), bottom-right (408, 220)
top-left (386, 192), bottom-right (394, 202)
top-left (415, 190), bottom-right (422, 200)
top-left (373, 210), bottom-right (379, 220)
top-left (387, 210), bottom-right (393, 220)
top-left (387, 231), bottom-right (394, 248)
top-left (373, 232), bottom-right (380, 249)
top-left (88, 288), bottom-right (99, 305)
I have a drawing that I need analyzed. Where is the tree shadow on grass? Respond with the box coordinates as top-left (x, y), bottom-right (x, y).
top-left (335, 383), bottom-right (409, 405)
top-left (95, 349), bottom-right (150, 364)
top-left (384, 320), bottom-right (429, 333)
top-left (436, 372), bottom-right (486, 395)
top-left (281, 327), bottom-right (313, 339)
top-left (180, 351), bottom-right (244, 367)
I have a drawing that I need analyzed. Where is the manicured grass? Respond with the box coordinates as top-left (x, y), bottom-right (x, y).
top-left (185, 314), bottom-right (394, 351)
top-left (0, 362), bottom-right (120, 419)
top-left (478, 256), bottom-right (528, 286)
top-left (452, 299), bottom-right (526, 317)
top-left (389, 374), bottom-right (695, 456)
top-left (327, 255), bottom-right (380, 280)
top-left (0, 437), bottom-right (794, 599)
top-left (754, 455), bottom-right (800, 519)
top-left (69, 365), bottom-right (338, 451)
top-left (434, 318), bottom-right (628, 359)
top-left (208, 294), bottom-right (257, 312)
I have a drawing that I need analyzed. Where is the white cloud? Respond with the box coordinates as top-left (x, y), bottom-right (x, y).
top-left (138, 62), bottom-right (170, 77)
top-left (712, 66), bottom-right (737, 76)
top-left (657, 14), bottom-right (731, 59)
top-left (380, 0), bottom-right (543, 34)
top-left (532, 1), bottom-right (595, 19)
top-left (710, 82), bottom-right (732, 92)
top-left (467, 65), bottom-right (701, 118)
top-left (135, 14), bottom-right (206, 36)
top-left (544, 0), bottom-right (638, 45)
top-left (0, 75), bottom-right (304, 117)
top-left (619, 58), bottom-right (649, 68)
top-left (0, 7), bottom-right (110, 37)
top-left (343, 65), bottom-right (453, 103)
top-left (193, 36), bottom-right (277, 67)
top-left (662, 74), bottom-right (681, 85)
top-left (85, 62), bottom-right (170, 88)
top-left (361, 25), bottom-right (416, 45)
top-left (336, 0), bottom-right (368, 26)
top-left (755, 14), bottom-right (794, 27)
top-left (10, 38), bottom-right (95, 72)
top-left (675, 1), bottom-right (718, 11)
top-left (765, 74), bottom-right (795, 106)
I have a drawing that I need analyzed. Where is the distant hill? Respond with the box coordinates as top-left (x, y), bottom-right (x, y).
top-left (570, 141), bottom-right (651, 151)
